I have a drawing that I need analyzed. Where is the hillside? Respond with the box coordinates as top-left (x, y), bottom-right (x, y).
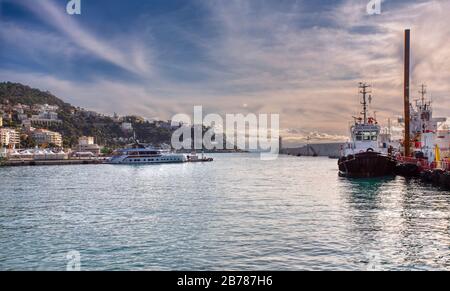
top-left (0, 82), bottom-right (69, 108)
top-left (0, 82), bottom-right (174, 148)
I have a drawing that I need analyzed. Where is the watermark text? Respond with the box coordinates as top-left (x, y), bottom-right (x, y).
top-left (66, 0), bottom-right (81, 15)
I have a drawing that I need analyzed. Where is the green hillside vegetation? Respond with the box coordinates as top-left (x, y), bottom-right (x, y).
top-left (0, 82), bottom-right (68, 107)
top-left (0, 82), bottom-right (230, 150)
top-left (0, 82), bottom-right (176, 148)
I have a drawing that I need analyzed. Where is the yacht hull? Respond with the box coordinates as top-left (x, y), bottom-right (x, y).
top-left (338, 152), bottom-right (397, 178)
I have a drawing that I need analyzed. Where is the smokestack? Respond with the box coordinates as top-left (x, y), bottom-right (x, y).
top-left (404, 29), bottom-right (411, 157)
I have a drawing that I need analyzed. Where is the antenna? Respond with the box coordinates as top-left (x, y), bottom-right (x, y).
top-left (388, 118), bottom-right (391, 136)
top-left (359, 82), bottom-right (372, 124)
top-left (419, 84), bottom-right (427, 105)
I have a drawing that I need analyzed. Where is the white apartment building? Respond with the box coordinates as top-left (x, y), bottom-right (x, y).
top-left (77, 136), bottom-right (101, 155)
top-left (0, 128), bottom-right (20, 148)
top-left (31, 129), bottom-right (63, 147)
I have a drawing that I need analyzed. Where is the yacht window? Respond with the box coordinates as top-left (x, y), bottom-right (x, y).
top-left (356, 135), bottom-right (362, 141)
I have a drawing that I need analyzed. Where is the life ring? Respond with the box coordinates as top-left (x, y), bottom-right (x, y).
top-left (367, 148), bottom-right (374, 152)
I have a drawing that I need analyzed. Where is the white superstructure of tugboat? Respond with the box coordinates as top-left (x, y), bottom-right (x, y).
top-left (396, 84), bottom-right (449, 177)
top-left (408, 85), bottom-right (447, 161)
top-left (338, 83), bottom-right (397, 178)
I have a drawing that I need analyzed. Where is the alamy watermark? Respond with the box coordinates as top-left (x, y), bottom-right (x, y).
top-left (66, 0), bottom-right (81, 15)
top-left (367, 0), bottom-right (382, 15)
top-left (66, 0), bottom-right (380, 17)
top-left (171, 106), bottom-right (280, 160)
top-left (66, 250), bottom-right (81, 271)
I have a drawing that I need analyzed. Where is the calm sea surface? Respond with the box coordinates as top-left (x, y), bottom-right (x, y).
top-left (0, 153), bottom-right (449, 270)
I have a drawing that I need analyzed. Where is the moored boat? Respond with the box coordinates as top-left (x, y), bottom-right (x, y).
top-left (106, 141), bottom-right (214, 165)
top-left (107, 143), bottom-right (188, 164)
top-left (338, 83), bottom-right (397, 178)
top-left (395, 85), bottom-right (449, 177)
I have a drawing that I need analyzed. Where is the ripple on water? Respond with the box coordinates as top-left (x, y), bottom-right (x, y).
top-left (0, 154), bottom-right (449, 270)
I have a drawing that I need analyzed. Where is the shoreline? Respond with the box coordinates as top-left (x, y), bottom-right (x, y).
top-left (0, 159), bottom-right (104, 167)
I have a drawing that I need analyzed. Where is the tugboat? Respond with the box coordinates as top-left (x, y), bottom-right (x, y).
top-left (396, 84), bottom-right (448, 177)
top-left (338, 83), bottom-right (397, 178)
top-left (395, 29), bottom-right (450, 181)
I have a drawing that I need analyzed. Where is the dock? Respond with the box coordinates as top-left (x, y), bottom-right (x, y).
top-left (0, 159), bottom-right (104, 167)
top-left (0, 157), bottom-right (214, 167)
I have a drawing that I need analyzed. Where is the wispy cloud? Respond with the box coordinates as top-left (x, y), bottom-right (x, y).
top-left (0, 22), bottom-right (83, 63)
top-left (1, 0), bottom-right (450, 146)
top-left (10, 0), bottom-right (153, 76)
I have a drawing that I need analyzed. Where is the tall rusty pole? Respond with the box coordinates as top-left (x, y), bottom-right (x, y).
top-left (404, 29), bottom-right (411, 157)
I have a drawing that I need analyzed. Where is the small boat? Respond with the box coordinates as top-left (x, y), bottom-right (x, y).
top-left (187, 152), bottom-right (214, 163)
top-left (338, 83), bottom-right (397, 178)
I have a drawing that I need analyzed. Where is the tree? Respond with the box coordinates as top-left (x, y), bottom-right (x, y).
top-left (101, 147), bottom-right (113, 155)
top-left (20, 135), bottom-right (36, 149)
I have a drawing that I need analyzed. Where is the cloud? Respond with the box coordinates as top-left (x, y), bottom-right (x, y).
top-left (0, 22), bottom-right (83, 63)
top-left (188, 0), bottom-right (450, 140)
top-left (10, 0), bottom-right (153, 76)
top-left (1, 0), bottom-right (450, 147)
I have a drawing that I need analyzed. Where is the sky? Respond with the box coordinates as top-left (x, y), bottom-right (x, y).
top-left (1, 0), bottom-right (450, 146)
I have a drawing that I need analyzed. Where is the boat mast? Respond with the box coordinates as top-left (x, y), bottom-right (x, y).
top-left (306, 136), bottom-right (311, 156)
top-left (404, 29), bottom-right (411, 157)
top-left (419, 84), bottom-right (427, 106)
top-left (359, 82), bottom-right (371, 124)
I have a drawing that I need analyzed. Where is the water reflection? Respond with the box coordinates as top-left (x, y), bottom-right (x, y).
top-left (397, 178), bottom-right (450, 269)
top-left (340, 175), bottom-right (450, 270)
top-left (339, 177), bottom-right (395, 269)
top-left (0, 155), bottom-right (448, 270)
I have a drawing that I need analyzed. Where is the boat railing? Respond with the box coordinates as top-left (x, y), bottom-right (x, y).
top-left (397, 156), bottom-right (450, 171)
top-left (397, 156), bottom-right (429, 168)
top-left (429, 161), bottom-right (450, 171)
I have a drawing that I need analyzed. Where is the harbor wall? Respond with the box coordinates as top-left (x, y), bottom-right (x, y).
top-left (282, 143), bottom-right (344, 158)
top-left (0, 159), bottom-right (104, 167)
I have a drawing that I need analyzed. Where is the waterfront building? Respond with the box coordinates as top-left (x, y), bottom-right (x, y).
top-left (0, 147), bottom-right (6, 158)
top-left (79, 136), bottom-right (94, 145)
top-left (31, 129), bottom-right (63, 147)
top-left (77, 136), bottom-right (101, 155)
top-left (21, 119), bottom-right (32, 130)
top-left (17, 114), bottom-right (28, 121)
top-left (121, 122), bottom-right (133, 132)
top-left (7, 148), bottom-right (68, 160)
top-left (113, 112), bottom-right (121, 122)
top-left (0, 128), bottom-right (20, 148)
top-left (155, 120), bottom-right (175, 129)
top-left (32, 104), bottom-right (59, 112)
top-left (30, 111), bottom-right (62, 127)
